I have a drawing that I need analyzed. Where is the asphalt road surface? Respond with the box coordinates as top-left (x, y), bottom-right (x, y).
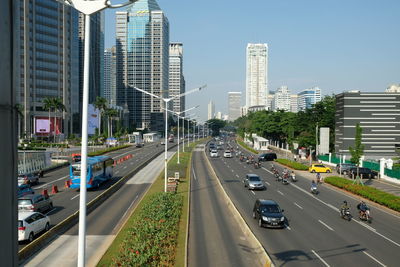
top-left (24, 150), bottom-right (176, 266)
top-left (188, 144), bottom-right (261, 267)
top-left (207, 139), bottom-right (400, 267)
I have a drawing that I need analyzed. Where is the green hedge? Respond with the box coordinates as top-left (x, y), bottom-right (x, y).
top-left (325, 176), bottom-right (400, 212)
top-left (236, 138), bottom-right (258, 154)
top-left (88, 144), bottom-right (131, 156)
top-left (276, 158), bottom-right (309, 170)
top-left (113, 192), bottom-right (183, 266)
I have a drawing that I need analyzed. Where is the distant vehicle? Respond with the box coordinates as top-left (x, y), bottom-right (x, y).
top-left (253, 199), bottom-right (285, 228)
top-left (71, 153), bottom-right (81, 163)
top-left (210, 149), bottom-right (218, 158)
top-left (309, 164), bottom-right (332, 173)
top-left (348, 167), bottom-right (376, 179)
top-left (258, 153), bottom-right (277, 161)
top-left (69, 156), bottom-right (114, 189)
top-left (105, 137), bottom-right (119, 147)
top-left (18, 194), bottom-right (53, 213)
top-left (161, 140), bottom-right (165, 145)
top-left (336, 163), bottom-right (356, 175)
top-left (243, 174), bottom-right (265, 190)
top-left (135, 142), bottom-right (144, 148)
top-left (223, 150), bottom-right (232, 158)
top-left (18, 184), bottom-right (34, 198)
top-left (18, 211), bottom-right (50, 243)
top-left (18, 173), bottom-right (39, 186)
top-left (216, 144), bottom-right (223, 150)
top-left (209, 143), bottom-right (216, 152)
top-left (168, 134), bottom-right (174, 143)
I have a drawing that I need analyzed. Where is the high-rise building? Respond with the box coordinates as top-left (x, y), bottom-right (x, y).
top-left (298, 87), bottom-right (322, 111)
top-left (208, 101), bottom-right (215, 120)
top-left (14, 0), bottom-right (80, 138)
top-left (246, 43), bottom-right (268, 109)
top-left (216, 111), bottom-right (222, 120)
top-left (103, 47), bottom-right (117, 105)
top-left (78, 12), bottom-right (105, 111)
top-left (228, 92), bottom-right (242, 121)
top-left (116, 0), bottom-right (169, 130)
top-left (169, 43), bottom-right (185, 114)
top-left (290, 94), bottom-right (299, 113)
top-left (386, 84), bottom-right (400, 92)
top-left (273, 86), bottom-right (291, 111)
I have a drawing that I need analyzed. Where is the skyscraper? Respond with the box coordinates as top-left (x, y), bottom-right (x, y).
top-left (169, 43), bottom-right (185, 114)
top-left (14, 0), bottom-right (80, 138)
top-left (208, 101), bottom-right (215, 120)
top-left (298, 87), bottom-right (322, 111)
top-left (273, 86), bottom-right (291, 111)
top-left (103, 46), bottom-right (117, 105)
top-left (290, 94), bottom-right (299, 113)
top-left (116, 0), bottom-right (169, 130)
top-left (246, 43), bottom-right (268, 109)
top-left (228, 92), bottom-right (242, 121)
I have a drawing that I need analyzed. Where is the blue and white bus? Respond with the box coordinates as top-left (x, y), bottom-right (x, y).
top-left (69, 156), bottom-right (114, 189)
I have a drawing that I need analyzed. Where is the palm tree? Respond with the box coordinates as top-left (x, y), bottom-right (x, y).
top-left (53, 98), bottom-right (66, 143)
top-left (43, 97), bottom-right (55, 142)
top-left (93, 96), bottom-right (108, 135)
top-left (105, 108), bottom-right (118, 137)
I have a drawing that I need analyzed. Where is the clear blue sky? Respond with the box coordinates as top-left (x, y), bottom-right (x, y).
top-left (105, 0), bottom-right (400, 121)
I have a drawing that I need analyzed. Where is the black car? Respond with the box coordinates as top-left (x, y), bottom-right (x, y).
top-left (253, 199), bottom-right (285, 228)
top-left (209, 143), bottom-right (216, 152)
top-left (348, 167), bottom-right (376, 179)
top-left (258, 152), bottom-right (277, 161)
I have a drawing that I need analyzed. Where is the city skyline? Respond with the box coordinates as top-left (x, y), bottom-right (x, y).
top-left (105, 0), bottom-right (400, 121)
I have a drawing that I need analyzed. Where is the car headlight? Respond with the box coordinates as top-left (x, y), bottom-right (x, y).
top-left (280, 216), bottom-right (285, 222)
top-left (262, 216), bottom-right (270, 221)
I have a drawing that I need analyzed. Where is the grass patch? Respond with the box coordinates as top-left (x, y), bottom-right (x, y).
top-left (98, 141), bottom-right (199, 267)
top-left (88, 144), bottom-right (131, 156)
top-left (276, 158), bottom-right (309, 170)
top-left (236, 138), bottom-right (258, 154)
top-left (325, 176), bottom-right (400, 211)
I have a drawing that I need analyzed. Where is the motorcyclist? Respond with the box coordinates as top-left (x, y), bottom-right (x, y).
top-left (357, 201), bottom-right (369, 218)
top-left (316, 172), bottom-right (321, 183)
top-left (290, 171), bottom-right (296, 181)
top-left (340, 200), bottom-right (350, 216)
top-left (311, 180), bottom-right (317, 189)
top-left (271, 164), bottom-right (276, 172)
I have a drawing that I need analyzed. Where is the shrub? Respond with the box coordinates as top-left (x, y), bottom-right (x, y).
top-left (88, 144), bottom-right (131, 156)
top-left (276, 158), bottom-right (309, 170)
top-left (113, 192), bottom-right (183, 266)
top-left (236, 138), bottom-right (258, 154)
top-left (325, 176), bottom-right (400, 211)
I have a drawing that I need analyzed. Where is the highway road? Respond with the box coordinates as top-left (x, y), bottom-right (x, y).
top-left (24, 150), bottom-right (176, 266)
top-left (207, 139), bottom-right (400, 267)
top-left (19, 142), bottom-right (175, 250)
top-left (188, 144), bottom-right (261, 267)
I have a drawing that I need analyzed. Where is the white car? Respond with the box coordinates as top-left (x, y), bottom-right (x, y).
top-left (223, 150), bottom-right (232, 158)
top-left (18, 211), bottom-right (50, 243)
top-left (210, 149), bottom-right (218, 158)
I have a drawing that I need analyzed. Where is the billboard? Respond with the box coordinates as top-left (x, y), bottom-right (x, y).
top-left (88, 104), bottom-right (100, 135)
top-left (35, 118), bottom-right (50, 133)
top-left (35, 117), bottom-right (61, 136)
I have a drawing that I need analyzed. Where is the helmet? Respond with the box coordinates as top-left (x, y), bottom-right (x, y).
top-left (343, 200), bottom-right (347, 204)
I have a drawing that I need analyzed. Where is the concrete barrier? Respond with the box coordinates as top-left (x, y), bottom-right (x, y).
top-left (203, 148), bottom-right (274, 267)
top-left (18, 143), bottom-right (177, 264)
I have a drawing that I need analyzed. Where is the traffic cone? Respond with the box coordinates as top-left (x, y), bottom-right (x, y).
top-left (64, 180), bottom-right (70, 188)
top-left (52, 185), bottom-right (58, 194)
top-left (42, 189), bottom-right (49, 198)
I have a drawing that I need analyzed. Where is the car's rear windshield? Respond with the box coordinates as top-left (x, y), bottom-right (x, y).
top-left (249, 176), bottom-right (260, 181)
top-left (261, 204), bottom-right (281, 213)
top-left (18, 220), bottom-right (23, 227)
top-left (18, 199), bottom-right (32, 205)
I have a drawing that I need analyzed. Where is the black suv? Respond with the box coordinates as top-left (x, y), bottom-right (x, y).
top-left (348, 167), bottom-right (376, 179)
top-left (253, 199), bottom-right (285, 228)
top-left (258, 152), bottom-right (277, 161)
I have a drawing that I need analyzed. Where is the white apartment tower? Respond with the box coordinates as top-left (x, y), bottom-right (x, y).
top-left (208, 101), bottom-right (215, 120)
top-left (298, 87), bottom-right (322, 111)
top-left (246, 43), bottom-right (268, 109)
top-left (273, 86), bottom-right (291, 111)
top-left (228, 92), bottom-right (242, 121)
top-left (169, 43), bottom-right (185, 114)
top-left (290, 94), bottom-right (299, 113)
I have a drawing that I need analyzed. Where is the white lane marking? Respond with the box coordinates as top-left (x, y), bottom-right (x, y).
top-left (363, 251), bottom-right (387, 267)
top-left (294, 202), bottom-right (303, 210)
top-left (130, 162), bottom-right (134, 165)
top-left (262, 167), bottom-right (274, 175)
top-left (123, 166), bottom-right (127, 169)
top-left (236, 174), bottom-right (239, 178)
top-left (251, 191), bottom-right (255, 195)
top-left (265, 181), bottom-right (270, 186)
top-left (34, 175), bottom-right (69, 189)
top-left (290, 182), bottom-right (400, 248)
top-left (277, 190), bottom-right (284, 196)
top-left (45, 207), bottom-right (57, 215)
top-left (192, 168), bottom-right (197, 180)
top-left (318, 220), bottom-right (334, 231)
top-left (115, 170), bottom-right (119, 174)
top-left (231, 170), bottom-right (234, 172)
top-left (311, 250), bottom-right (330, 267)
top-left (71, 194), bottom-right (80, 200)
top-left (285, 225), bottom-right (291, 230)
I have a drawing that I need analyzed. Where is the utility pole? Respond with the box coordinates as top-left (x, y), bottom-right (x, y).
top-left (0, 1), bottom-right (18, 264)
top-left (316, 122), bottom-right (319, 156)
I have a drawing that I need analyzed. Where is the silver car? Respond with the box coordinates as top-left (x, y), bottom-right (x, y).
top-left (18, 173), bottom-right (39, 186)
top-left (244, 174), bottom-right (265, 190)
top-left (18, 194), bottom-right (53, 213)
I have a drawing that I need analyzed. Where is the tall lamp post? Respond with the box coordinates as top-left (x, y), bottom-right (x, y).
top-left (133, 86), bottom-right (204, 192)
top-left (56, 1), bottom-right (139, 266)
top-left (185, 114), bottom-right (195, 148)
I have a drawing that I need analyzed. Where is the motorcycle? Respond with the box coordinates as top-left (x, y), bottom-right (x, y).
top-left (290, 174), bottom-right (297, 182)
top-left (275, 172), bottom-right (282, 182)
top-left (254, 162), bottom-right (261, 169)
top-left (282, 177), bottom-right (289, 185)
top-left (310, 184), bottom-right (318, 194)
top-left (340, 208), bottom-right (352, 221)
top-left (359, 209), bottom-right (372, 223)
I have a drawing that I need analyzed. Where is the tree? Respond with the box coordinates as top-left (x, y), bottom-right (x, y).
top-left (93, 96), bottom-right (108, 135)
top-left (53, 98), bottom-right (66, 143)
top-left (207, 119), bottom-right (226, 136)
top-left (43, 97), bottom-right (56, 142)
top-left (349, 123), bottom-right (365, 183)
top-left (104, 108), bottom-right (118, 137)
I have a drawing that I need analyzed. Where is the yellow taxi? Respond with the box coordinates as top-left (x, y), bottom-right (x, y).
top-left (309, 164), bottom-right (332, 173)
